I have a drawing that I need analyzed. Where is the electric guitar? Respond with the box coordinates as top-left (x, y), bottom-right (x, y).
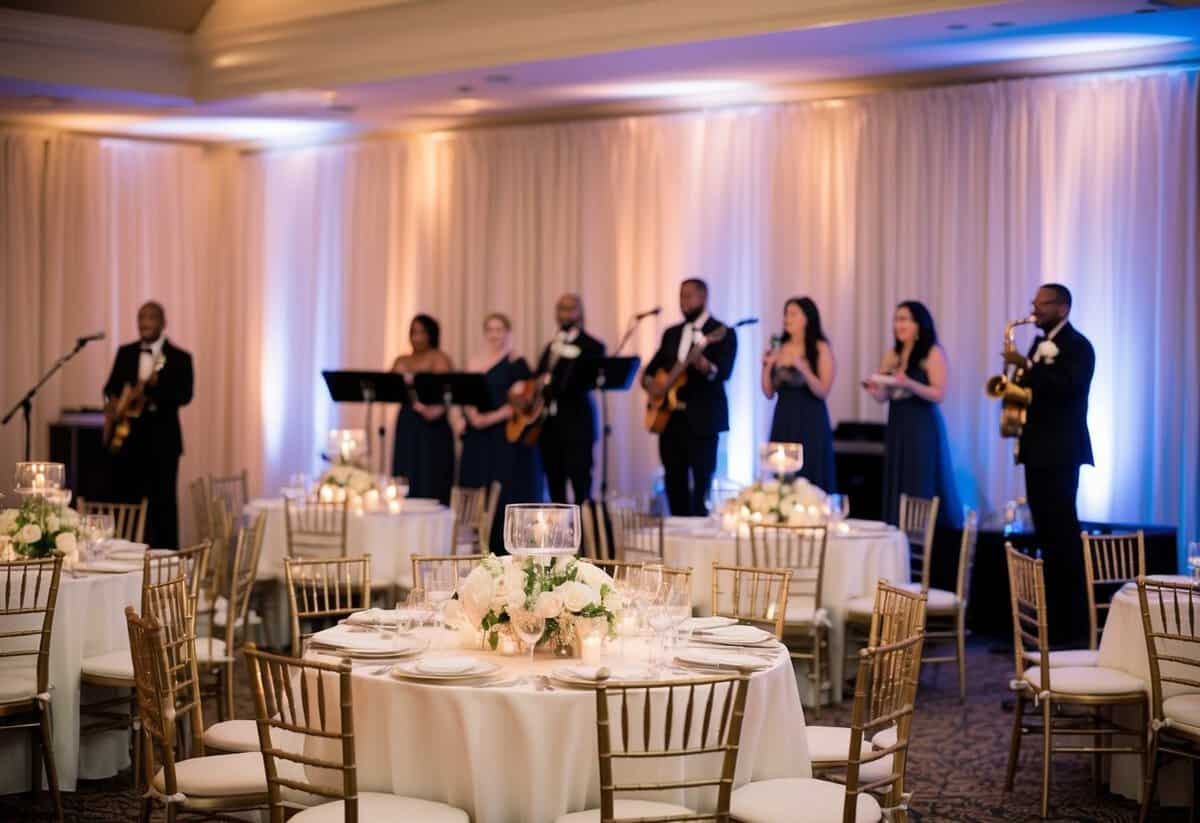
top-left (103, 354), bottom-right (166, 455)
top-left (505, 373), bottom-right (551, 446)
top-left (643, 317), bottom-right (755, 434)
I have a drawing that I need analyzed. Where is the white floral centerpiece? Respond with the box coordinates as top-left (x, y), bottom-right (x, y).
top-left (1, 496), bottom-right (80, 560)
top-left (446, 554), bottom-right (624, 651)
top-left (726, 477), bottom-right (829, 526)
top-left (317, 463), bottom-right (375, 501)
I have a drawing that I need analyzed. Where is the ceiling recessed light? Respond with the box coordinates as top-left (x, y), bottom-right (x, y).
top-left (947, 23), bottom-right (968, 30)
top-left (991, 20), bottom-right (1015, 28)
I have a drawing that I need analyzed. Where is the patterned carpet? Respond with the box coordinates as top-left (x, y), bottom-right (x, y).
top-left (4, 639), bottom-right (1192, 822)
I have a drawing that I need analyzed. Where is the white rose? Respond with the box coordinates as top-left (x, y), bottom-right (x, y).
top-left (576, 561), bottom-right (612, 591)
top-left (46, 514), bottom-right (60, 533)
top-left (557, 581), bottom-right (598, 613)
top-left (0, 509), bottom-right (18, 533)
top-left (749, 491), bottom-right (766, 512)
top-left (602, 587), bottom-right (626, 612)
top-left (459, 567), bottom-right (495, 624)
top-left (787, 508), bottom-right (809, 527)
top-left (534, 590), bottom-right (564, 620)
top-left (762, 479), bottom-right (781, 493)
top-left (442, 598), bottom-right (465, 627)
top-left (19, 524), bottom-right (42, 544)
top-left (506, 586), bottom-right (528, 612)
top-left (349, 471), bottom-right (373, 493)
top-left (60, 506), bottom-right (79, 525)
top-left (55, 531), bottom-right (77, 553)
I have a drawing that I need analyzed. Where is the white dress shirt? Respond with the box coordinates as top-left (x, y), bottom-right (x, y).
top-left (138, 336), bottom-right (165, 382)
top-left (676, 311), bottom-right (710, 363)
top-left (1045, 318), bottom-right (1067, 341)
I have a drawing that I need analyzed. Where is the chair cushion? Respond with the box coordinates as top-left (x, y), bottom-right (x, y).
top-left (292, 793), bottom-right (470, 822)
top-left (195, 637), bottom-right (231, 664)
top-left (731, 778), bottom-right (882, 823)
top-left (555, 799), bottom-right (699, 823)
top-left (1022, 665), bottom-right (1145, 696)
top-left (152, 751), bottom-right (267, 798)
top-left (845, 595), bottom-right (875, 618)
top-left (1023, 649), bottom-right (1099, 668)
top-left (81, 650), bottom-right (134, 681)
top-left (204, 719), bottom-right (262, 753)
top-left (0, 669), bottom-right (37, 703)
top-left (1163, 693), bottom-right (1200, 734)
top-left (894, 583), bottom-right (959, 612)
top-left (804, 725), bottom-right (895, 782)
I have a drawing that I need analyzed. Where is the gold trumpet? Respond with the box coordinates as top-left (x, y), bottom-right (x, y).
top-left (985, 315), bottom-right (1037, 439)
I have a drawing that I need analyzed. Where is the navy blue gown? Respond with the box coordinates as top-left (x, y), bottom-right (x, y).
top-left (882, 363), bottom-right (961, 529)
top-left (768, 365), bottom-right (837, 492)
top-left (391, 404), bottom-right (453, 506)
top-left (459, 356), bottom-right (546, 553)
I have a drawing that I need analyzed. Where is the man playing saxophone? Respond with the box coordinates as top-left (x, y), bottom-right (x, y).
top-left (1004, 283), bottom-right (1095, 646)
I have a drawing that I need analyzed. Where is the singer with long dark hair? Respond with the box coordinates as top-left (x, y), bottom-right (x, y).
top-left (391, 314), bottom-right (454, 505)
top-left (862, 300), bottom-right (961, 528)
top-left (761, 297), bottom-right (837, 492)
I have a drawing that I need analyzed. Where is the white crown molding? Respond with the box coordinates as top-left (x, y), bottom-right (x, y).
top-left (188, 0), bottom-right (1003, 100)
top-left (0, 9), bottom-right (191, 98)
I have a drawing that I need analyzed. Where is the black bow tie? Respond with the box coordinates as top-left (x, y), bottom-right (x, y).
top-left (140, 345), bottom-right (153, 353)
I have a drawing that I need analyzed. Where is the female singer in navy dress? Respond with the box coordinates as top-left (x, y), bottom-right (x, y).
top-left (761, 297), bottom-right (838, 492)
top-left (455, 313), bottom-right (545, 553)
top-left (863, 300), bottom-right (961, 529)
top-left (391, 315), bottom-right (454, 505)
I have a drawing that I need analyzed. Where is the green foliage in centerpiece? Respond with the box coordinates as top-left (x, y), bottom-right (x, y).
top-left (1, 494), bottom-right (79, 559)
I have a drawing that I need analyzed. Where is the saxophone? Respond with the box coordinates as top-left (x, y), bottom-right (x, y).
top-left (985, 315), bottom-right (1036, 440)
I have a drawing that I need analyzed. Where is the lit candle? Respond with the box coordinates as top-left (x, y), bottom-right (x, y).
top-left (769, 446), bottom-right (788, 474)
top-left (531, 510), bottom-right (548, 548)
top-left (384, 483), bottom-right (398, 500)
top-left (499, 635), bottom-right (518, 655)
top-left (33, 471), bottom-right (45, 490)
top-left (319, 485), bottom-right (334, 503)
top-left (388, 499), bottom-right (402, 514)
top-left (364, 489), bottom-right (380, 510)
top-left (582, 634), bottom-right (603, 664)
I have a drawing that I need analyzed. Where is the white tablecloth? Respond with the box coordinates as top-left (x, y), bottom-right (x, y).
top-left (246, 498), bottom-right (454, 588)
top-left (662, 522), bottom-right (909, 702)
top-left (311, 628), bottom-right (809, 823)
top-left (1096, 575), bottom-right (1196, 806)
top-left (0, 569), bottom-right (143, 794)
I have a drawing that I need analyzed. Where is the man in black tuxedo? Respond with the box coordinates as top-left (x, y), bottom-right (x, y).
top-left (535, 293), bottom-right (606, 503)
top-left (641, 279), bottom-right (738, 516)
top-left (1009, 283), bottom-right (1094, 645)
top-left (103, 302), bottom-right (194, 549)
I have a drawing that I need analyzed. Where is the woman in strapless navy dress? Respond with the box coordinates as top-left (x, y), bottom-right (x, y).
top-left (761, 297), bottom-right (837, 492)
top-left (863, 300), bottom-right (961, 529)
top-left (455, 313), bottom-right (545, 553)
top-left (390, 315), bottom-right (454, 505)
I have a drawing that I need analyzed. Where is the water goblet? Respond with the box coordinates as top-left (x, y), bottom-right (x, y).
top-left (510, 608), bottom-right (546, 664)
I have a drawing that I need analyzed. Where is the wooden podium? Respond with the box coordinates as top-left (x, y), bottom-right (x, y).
top-left (49, 409), bottom-right (117, 503)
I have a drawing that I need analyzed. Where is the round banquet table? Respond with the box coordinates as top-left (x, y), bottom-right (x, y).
top-left (308, 627), bottom-right (810, 823)
top-left (0, 568), bottom-right (142, 794)
top-left (1096, 575), bottom-right (1196, 807)
top-left (662, 519), bottom-right (909, 703)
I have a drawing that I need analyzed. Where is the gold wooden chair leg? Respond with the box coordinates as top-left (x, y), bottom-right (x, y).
top-left (1040, 699), bottom-right (1053, 818)
top-left (1005, 695), bottom-right (1024, 790)
top-left (1138, 728), bottom-right (1156, 823)
top-left (223, 660), bottom-right (235, 721)
top-left (956, 612), bottom-right (967, 702)
top-left (811, 626), bottom-right (823, 720)
top-left (39, 702), bottom-right (63, 822)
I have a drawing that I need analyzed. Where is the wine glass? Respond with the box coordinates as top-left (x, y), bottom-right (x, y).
top-left (646, 601), bottom-right (676, 673)
top-left (509, 608), bottom-right (546, 663)
top-left (1188, 541), bottom-right (1200, 580)
top-left (503, 504), bottom-right (581, 560)
top-left (80, 515), bottom-right (108, 560)
top-left (423, 565), bottom-right (455, 635)
top-left (407, 588), bottom-right (431, 629)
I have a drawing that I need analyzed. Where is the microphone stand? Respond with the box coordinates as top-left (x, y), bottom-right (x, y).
top-left (2, 336), bottom-right (99, 461)
top-left (599, 313), bottom-right (654, 499)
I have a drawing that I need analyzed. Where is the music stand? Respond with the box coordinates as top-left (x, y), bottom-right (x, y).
top-left (413, 372), bottom-right (493, 411)
top-left (574, 356), bottom-right (641, 498)
top-left (321, 370), bottom-right (412, 474)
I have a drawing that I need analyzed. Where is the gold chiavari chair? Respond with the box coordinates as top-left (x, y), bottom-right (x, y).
top-left (0, 554), bottom-right (64, 822)
top-left (1136, 576), bottom-right (1200, 822)
top-left (553, 667), bottom-right (754, 822)
top-left (611, 505), bottom-right (665, 564)
top-left (284, 556), bottom-right (371, 657)
top-left (1003, 545), bottom-right (1147, 819)
top-left (449, 484), bottom-right (490, 554)
top-left (897, 494), bottom-right (939, 574)
top-left (188, 477), bottom-right (212, 543)
top-left (580, 499), bottom-right (611, 561)
top-left (125, 605), bottom-right (268, 823)
top-left (1083, 531), bottom-right (1146, 653)
top-left (710, 562), bottom-right (792, 639)
top-left (750, 523), bottom-right (831, 715)
top-left (208, 469), bottom-right (250, 524)
top-left (78, 540), bottom-right (210, 790)
top-left (478, 479), bottom-right (503, 553)
top-left (77, 497), bottom-right (149, 543)
top-left (807, 581), bottom-right (927, 778)
top-left (283, 498), bottom-right (349, 559)
top-left (650, 563), bottom-right (694, 602)
top-left (731, 633), bottom-right (926, 823)
top-left (243, 645), bottom-right (470, 822)
top-left (411, 553), bottom-right (485, 597)
top-left (911, 507), bottom-right (978, 701)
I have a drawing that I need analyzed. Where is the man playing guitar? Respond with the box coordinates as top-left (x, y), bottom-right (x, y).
top-left (528, 293), bottom-right (606, 503)
top-left (103, 302), bottom-right (193, 548)
top-left (641, 279), bottom-right (738, 516)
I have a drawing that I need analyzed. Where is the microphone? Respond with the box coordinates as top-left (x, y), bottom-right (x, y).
top-left (76, 331), bottom-right (105, 345)
top-left (635, 307), bottom-right (662, 320)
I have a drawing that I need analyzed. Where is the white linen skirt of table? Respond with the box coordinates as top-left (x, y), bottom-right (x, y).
top-left (662, 524), bottom-right (909, 703)
top-left (325, 633), bottom-right (809, 823)
top-left (0, 570), bottom-right (143, 794)
top-left (1096, 577), bottom-right (1195, 807)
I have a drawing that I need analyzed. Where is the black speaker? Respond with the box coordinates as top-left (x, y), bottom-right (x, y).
top-left (833, 422), bottom-right (886, 521)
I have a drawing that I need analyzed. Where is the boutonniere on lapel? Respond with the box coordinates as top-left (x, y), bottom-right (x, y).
top-left (1033, 339), bottom-right (1059, 365)
top-left (551, 342), bottom-right (581, 360)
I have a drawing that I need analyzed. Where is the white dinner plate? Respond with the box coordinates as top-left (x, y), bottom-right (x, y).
top-left (391, 657), bottom-right (500, 682)
top-left (551, 664), bottom-right (655, 687)
top-left (694, 625), bottom-right (776, 646)
top-left (309, 625), bottom-right (423, 657)
top-left (866, 373), bottom-right (900, 387)
top-left (844, 519), bottom-right (891, 533)
top-left (675, 649), bottom-right (774, 672)
top-left (73, 560), bottom-right (141, 574)
top-left (108, 548), bottom-right (172, 561)
top-left (345, 608), bottom-right (405, 628)
top-left (683, 616), bottom-right (737, 633)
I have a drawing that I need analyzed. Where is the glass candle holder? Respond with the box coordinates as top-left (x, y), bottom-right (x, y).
top-left (14, 462), bottom-right (65, 493)
top-left (759, 443), bottom-right (803, 477)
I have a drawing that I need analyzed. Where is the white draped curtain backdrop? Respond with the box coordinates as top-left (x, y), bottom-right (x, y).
top-left (2, 67), bottom-right (1197, 561)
